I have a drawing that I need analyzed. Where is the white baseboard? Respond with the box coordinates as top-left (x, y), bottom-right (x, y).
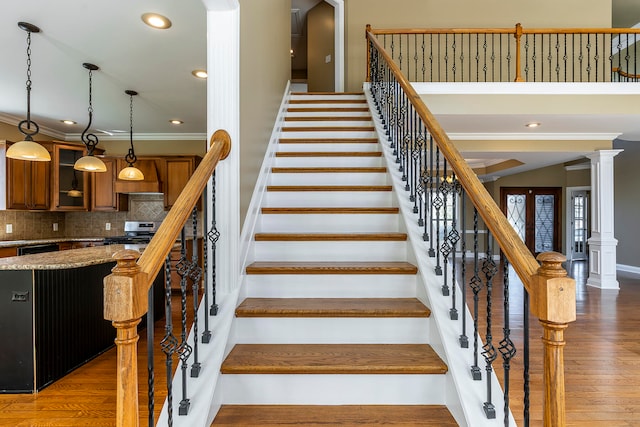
top-left (617, 263), bottom-right (640, 276)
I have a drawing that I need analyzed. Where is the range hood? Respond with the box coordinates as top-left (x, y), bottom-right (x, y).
top-left (114, 159), bottom-right (162, 194)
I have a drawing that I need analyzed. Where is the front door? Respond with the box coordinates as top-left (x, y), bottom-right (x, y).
top-left (501, 187), bottom-right (562, 255)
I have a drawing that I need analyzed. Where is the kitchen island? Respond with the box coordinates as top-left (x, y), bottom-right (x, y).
top-left (0, 245), bottom-right (164, 393)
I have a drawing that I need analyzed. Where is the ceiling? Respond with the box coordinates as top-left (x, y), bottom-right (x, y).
top-left (1, 1), bottom-right (639, 179)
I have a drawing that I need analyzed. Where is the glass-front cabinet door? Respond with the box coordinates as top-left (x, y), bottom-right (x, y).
top-left (52, 144), bottom-right (89, 211)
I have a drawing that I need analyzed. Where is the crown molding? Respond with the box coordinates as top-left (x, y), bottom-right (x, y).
top-left (0, 113), bottom-right (66, 140)
top-left (64, 132), bottom-right (207, 142)
top-left (447, 132), bottom-right (621, 141)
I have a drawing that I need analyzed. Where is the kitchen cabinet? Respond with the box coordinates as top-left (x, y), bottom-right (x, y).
top-left (91, 157), bottom-right (128, 211)
top-left (51, 143), bottom-right (89, 211)
top-left (162, 156), bottom-right (201, 210)
top-left (0, 247), bottom-right (18, 258)
top-left (5, 141), bottom-right (52, 210)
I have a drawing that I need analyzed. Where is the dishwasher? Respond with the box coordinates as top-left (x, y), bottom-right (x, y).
top-left (17, 243), bottom-right (60, 256)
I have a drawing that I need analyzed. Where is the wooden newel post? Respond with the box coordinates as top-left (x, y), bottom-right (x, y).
top-left (104, 249), bottom-right (149, 427)
top-left (366, 24), bottom-right (372, 82)
top-left (530, 251), bottom-right (576, 427)
top-left (514, 23), bottom-right (524, 82)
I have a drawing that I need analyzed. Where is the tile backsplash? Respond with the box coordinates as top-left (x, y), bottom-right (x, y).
top-left (0, 194), bottom-right (169, 240)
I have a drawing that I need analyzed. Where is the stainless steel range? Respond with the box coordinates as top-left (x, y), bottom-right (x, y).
top-left (103, 220), bottom-right (160, 245)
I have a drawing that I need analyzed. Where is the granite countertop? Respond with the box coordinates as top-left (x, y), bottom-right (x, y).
top-left (0, 244), bottom-right (146, 270)
top-left (0, 237), bottom-right (105, 249)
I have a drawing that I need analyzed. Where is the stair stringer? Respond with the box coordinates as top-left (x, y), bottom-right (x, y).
top-left (363, 84), bottom-right (517, 427)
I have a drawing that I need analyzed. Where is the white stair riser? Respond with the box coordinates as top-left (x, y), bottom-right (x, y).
top-left (290, 95), bottom-right (365, 101)
top-left (269, 172), bottom-right (388, 186)
top-left (234, 317), bottom-right (430, 344)
top-left (273, 156), bottom-right (383, 168)
top-left (282, 121), bottom-right (373, 128)
top-left (243, 274), bottom-right (418, 298)
top-left (259, 213), bottom-right (400, 233)
top-left (287, 102), bottom-right (367, 109)
top-left (254, 241), bottom-right (407, 262)
top-left (265, 191), bottom-right (393, 207)
top-left (286, 111), bottom-right (372, 118)
top-left (276, 143), bottom-right (380, 152)
top-left (219, 374), bottom-right (447, 405)
top-left (279, 131), bottom-right (377, 139)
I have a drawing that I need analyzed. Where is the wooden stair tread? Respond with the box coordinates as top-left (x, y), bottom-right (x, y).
top-left (236, 298), bottom-right (430, 318)
top-left (221, 344), bottom-right (447, 374)
top-left (254, 232), bottom-right (407, 241)
top-left (287, 107), bottom-right (370, 113)
top-left (267, 185), bottom-right (392, 192)
top-left (291, 92), bottom-right (364, 95)
top-left (275, 151), bottom-right (381, 157)
top-left (285, 116), bottom-right (372, 121)
top-left (279, 138), bottom-right (378, 143)
top-left (261, 207), bottom-right (399, 214)
top-left (245, 261), bottom-right (418, 275)
top-left (272, 167), bottom-right (387, 173)
top-left (282, 126), bottom-right (375, 132)
top-left (213, 405), bottom-right (457, 426)
top-left (289, 99), bottom-right (367, 104)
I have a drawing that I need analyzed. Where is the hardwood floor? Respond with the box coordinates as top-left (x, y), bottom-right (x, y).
top-left (1, 263), bottom-right (639, 426)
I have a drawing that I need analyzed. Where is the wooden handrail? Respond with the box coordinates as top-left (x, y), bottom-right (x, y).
top-left (613, 66), bottom-right (640, 79)
top-left (367, 28), bottom-right (576, 427)
top-left (103, 129), bottom-right (231, 427)
top-left (369, 25), bottom-right (640, 36)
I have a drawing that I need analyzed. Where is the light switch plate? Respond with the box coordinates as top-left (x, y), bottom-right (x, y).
top-left (105, 223), bottom-right (111, 231)
top-left (5, 224), bottom-right (12, 234)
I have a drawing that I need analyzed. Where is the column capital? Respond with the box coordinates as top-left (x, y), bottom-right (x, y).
top-left (585, 149), bottom-right (623, 161)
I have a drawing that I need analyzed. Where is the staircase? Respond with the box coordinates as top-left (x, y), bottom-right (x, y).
top-left (211, 92), bottom-right (458, 425)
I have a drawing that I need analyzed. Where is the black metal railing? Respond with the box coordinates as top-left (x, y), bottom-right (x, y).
top-left (368, 29), bottom-right (575, 427)
top-left (368, 24), bottom-right (640, 83)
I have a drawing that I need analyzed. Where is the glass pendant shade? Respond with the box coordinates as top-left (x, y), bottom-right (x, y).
top-left (67, 189), bottom-right (83, 198)
top-left (6, 140), bottom-right (51, 161)
top-left (74, 155), bottom-right (107, 172)
top-left (118, 165), bottom-right (144, 181)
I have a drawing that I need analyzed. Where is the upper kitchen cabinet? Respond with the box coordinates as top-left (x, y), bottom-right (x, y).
top-left (51, 143), bottom-right (89, 211)
top-left (2, 140), bottom-right (52, 210)
top-left (162, 156), bottom-right (201, 210)
top-left (91, 157), bottom-right (128, 212)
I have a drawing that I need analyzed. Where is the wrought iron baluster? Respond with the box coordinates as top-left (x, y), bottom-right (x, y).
top-left (475, 34), bottom-right (480, 82)
top-left (460, 34), bottom-right (465, 82)
top-left (507, 33), bottom-right (512, 82)
top-left (437, 34), bottom-right (441, 81)
top-left (409, 107), bottom-right (418, 206)
top-left (555, 34), bottom-right (560, 82)
top-left (499, 256), bottom-right (516, 427)
top-left (563, 34), bottom-right (568, 82)
top-left (448, 175), bottom-right (461, 320)
top-left (189, 207), bottom-right (202, 378)
top-left (207, 172), bottom-right (220, 316)
top-left (433, 147), bottom-right (443, 274)
top-left (399, 94), bottom-right (409, 183)
top-left (440, 160), bottom-right (450, 291)
top-left (490, 34), bottom-right (496, 81)
top-left (579, 33), bottom-right (584, 82)
top-left (587, 34), bottom-right (592, 81)
top-left (532, 34), bottom-right (537, 82)
top-left (201, 188), bottom-right (212, 344)
top-left (444, 33), bottom-right (449, 81)
top-left (481, 231), bottom-right (497, 419)
top-left (523, 280), bottom-right (531, 427)
top-left (483, 34), bottom-right (488, 81)
top-left (470, 208), bottom-right (482, 380)
top-left (524, 35), bottom-right (530, 81)
top-left (421, 34), bottom-right (426, 82)
top-left (452, 34), bottom-right (457, 81)
top-left (160, 256), bottom-right (178, 426)
top-left (459, 190), bottom-right (468, 348)
top-left (398, 34), bottom-right (403, 72)
top-left (427, 136), bottom-right (435, 254)
top-left (412, 114), bottom-right (424, 215)
top-left (176, 228), bottom-right (193, 415)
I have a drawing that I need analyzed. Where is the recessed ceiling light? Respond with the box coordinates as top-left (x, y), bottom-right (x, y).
top-left (141, 13), bottom-right (172, 29)
top-left (170, 120), bottom-right (184, 125)
top-left (60, 120), bottom-right (76, 125)
top-left (525, 122), bottom-right (541, 128)
top-left (191, 69), bottom-right (208, 79)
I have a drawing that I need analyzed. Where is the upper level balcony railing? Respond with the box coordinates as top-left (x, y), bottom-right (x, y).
top-left (367, 24), bottom-right (640, 83)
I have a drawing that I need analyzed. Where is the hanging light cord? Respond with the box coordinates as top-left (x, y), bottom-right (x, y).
top-left (18, 29), bottom-right (39, 141)
top-left (125, 93), bottom-right (137, 167)
top-left (80, 67), bottom-right (99, 156)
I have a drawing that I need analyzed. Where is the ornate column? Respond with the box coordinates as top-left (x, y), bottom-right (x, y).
top-left (585, 149), bottom-right (623, 290)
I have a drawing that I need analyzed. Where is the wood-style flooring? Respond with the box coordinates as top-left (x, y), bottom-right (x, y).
top-left (1, 261), bottom-right (639, 426)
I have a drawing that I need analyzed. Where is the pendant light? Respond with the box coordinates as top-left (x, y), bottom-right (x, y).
top-left (118, 90), bottom-right (144, 181)
top-left (6, 22), bottom-right (51, 162)
top-left (67, 152), bottom-right (83, 197)
top-left (74, 63), bottom-right (107, 172)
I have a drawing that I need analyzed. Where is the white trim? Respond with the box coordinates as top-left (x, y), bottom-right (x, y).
top-left (324, 0), bottom-right (345, 92)
top-left (565, 186), bottom-right (591, 261)
top-left (412, 81), bottom-right (640, 95)
top-left (617, 264), bottom-right (640, 276)
top-left (448, 132), bottom-right (621, 141)
top-left (565, 164), bottom-right (591, 171)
